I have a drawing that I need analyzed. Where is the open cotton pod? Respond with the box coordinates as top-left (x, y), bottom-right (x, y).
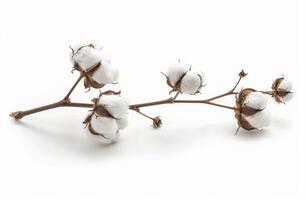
top-left (272, 77), bottom-right (294, 103)
top-left (83, 91), bottom-right (129, 144)
top-left (235, 88), bottom-right (271, 131)
top-left (86, 116), bottom-right (120, 144)
top-left (70, 42), bottom-right (119, 89)
top-left (164, 61), bottom-right (204, 94)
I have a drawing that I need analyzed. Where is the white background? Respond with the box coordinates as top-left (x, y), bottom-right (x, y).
top-left (1, 0), bottom-right (305, 199)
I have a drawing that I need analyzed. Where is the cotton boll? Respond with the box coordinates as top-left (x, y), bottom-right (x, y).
top-left (245, 110), bottom-right (271, 129)
top-left (73, 47), bottom-right (102, 71)
top-left (86, 116), bottom-right (119, 144)
top-left (90, 116), bottom-right (118, 135)
top-left (244, 92), bottom-right (268, 110)
top-left (166, 62), bottom-right (190, 86)
top-left (91, 60), bottom-right (119, 84)
top-left (99, 95), bottom-right (129, 119)
top-left (116, 116), bottom-right (129, 129)
top-left (278, 79), bottom-right (293, 91)
top-left (180, 71), bottom-right (202, 94)
top-left (271, 77), bottom-right (294, 103)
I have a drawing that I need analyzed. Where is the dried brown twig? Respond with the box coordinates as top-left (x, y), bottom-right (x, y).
top-left (10, 70), bottom-right (272, 123)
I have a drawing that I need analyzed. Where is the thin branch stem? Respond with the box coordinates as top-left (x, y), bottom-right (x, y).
top-left (129, 98), bottom-right (236, 111)
top-left (131, 109), bottom-right (155, 121)
top-left (11, 72), bottom-right (266, 120)
top-left (10, 74), bottom-right (88, 119)
top-left (63, 73), bottom-right (84, 100)
top-left (204, 76), bottom-right (242, 102)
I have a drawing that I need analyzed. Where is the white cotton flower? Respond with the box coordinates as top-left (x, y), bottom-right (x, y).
top-left (180, 71), bottom-right (203, 94)
top-left (86, 116), bottom-right (119, 144)
top-left (99, 95), bottom-right (129, 119)
top-left (91, 60), bottom-right (119, 84)
top-left (244, 109), bottom-right (271, 129)
top-left (272, 78), bottom-right (294, 103)
top-left (244, 92), bottom-right (268, 110)
top-left (116, 115), bottom-right (129, 129)
top-left (72, 45), bottom-right (102, 71)
top-left (166, 62), bottom-right (190, 86)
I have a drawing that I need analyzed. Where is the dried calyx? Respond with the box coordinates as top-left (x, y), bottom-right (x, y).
top-left (235, 89), bottom-right (270, 131)
top-left (271, 77), bottom-right (294, 103)
top-left (163, 61), bottom-right (205, 95)
top-left (83, 90), bottom-right (129, 144)
top-left (70, 42), bottom-right (118, 89)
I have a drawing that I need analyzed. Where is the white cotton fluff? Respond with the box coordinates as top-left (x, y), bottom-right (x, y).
top-left (99, 95), bottom-right (129, 119)
top-left (166, 62), bottom-right (190, 86)
top-left (278, 79), bottom-right (293, 91)
top-left (244, 92), bottom-right (268, 110)
top-left (180, 71), bottom-right (203, 94)
top-left (72, 46), bottom-right (102, 71)
top-left (278, 79), bottom-right (293, 102)
top-left (244, 109), bottom-right (271, 129)
top-left (91, 60), bottom-right (119, 84)
top-left (280, 92), bottom-right (294, 102)
top-left (116, 115), bottom-right (129, 129)
top-left (86, 116), bottom-right (119, 144)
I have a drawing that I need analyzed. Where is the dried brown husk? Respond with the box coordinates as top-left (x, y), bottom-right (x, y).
top-left (153, 116), bottom-right (162, 128)
top-left (234, 88), bottom-right (261, 130)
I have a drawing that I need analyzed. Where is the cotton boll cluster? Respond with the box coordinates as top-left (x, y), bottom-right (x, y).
top-left (272, 77), bottom-right (294, 103)
top-left (235, 89), bottom-right (271, 130)
top-left (70, 42), bottom-right (118, 89)
top-left (83, 91), bottom-right (129, 144)
top-left (164, 61), bottom-right (204, 95)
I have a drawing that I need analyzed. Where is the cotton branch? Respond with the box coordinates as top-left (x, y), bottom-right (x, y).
top-left (9, 42), bottom-right (294, 144)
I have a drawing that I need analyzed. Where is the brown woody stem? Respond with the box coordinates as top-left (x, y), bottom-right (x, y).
top-left (10, 74), bottom-right (91, 119)
top-left (10, 101), bottom-right (92, 119)
top-left (129, 98), bottom-right (236, 111)
top-left (63, 73), bottom-right (84, 100)
top-left (11, 72), bottom-right (265, 120)
top-left (204, 76), bottom-right (242, 102)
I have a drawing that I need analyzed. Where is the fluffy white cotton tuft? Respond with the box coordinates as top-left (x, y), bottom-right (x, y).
top-left (90, 116), bottom-right (118, 134)
top-left (278, 79), bottom-right (293, 91)
top-left (86, 116), bottom-right (119, 144)
top-left (166, 62), bottom-right (190, 86)
top-left (245, 109), bottom-right (271, 129)
top-left (116, 115), bottom-right (129, 129)
top-left (180, 71), bottom-right (203, 94)
top-left (72, 46), bottom-right (102, 70)
top-left (86, 129), bottom-right (119, 144)
top-left (281, 92), bottom-right (294, 102)
top-left (91, 60), bottom-right (119, 84)
top-left (244, 92), bottom-right (268, 110)
top-left (99, 95), bottom-right (129, 119)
